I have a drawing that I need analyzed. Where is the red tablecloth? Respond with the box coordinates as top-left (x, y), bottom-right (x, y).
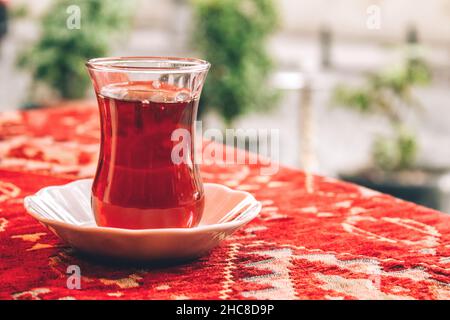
top-left (1, 102), bottom-right (450, 300)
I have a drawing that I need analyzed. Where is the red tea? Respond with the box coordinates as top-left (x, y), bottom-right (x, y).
top-left (91, 81), bottom-right (204, 229)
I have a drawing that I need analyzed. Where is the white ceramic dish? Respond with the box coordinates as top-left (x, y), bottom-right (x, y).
top-left (24, 179), bottom-right (261, 261)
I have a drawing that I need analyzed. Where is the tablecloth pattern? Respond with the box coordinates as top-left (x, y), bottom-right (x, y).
top-left (1, 102), bottom-right (450, 300)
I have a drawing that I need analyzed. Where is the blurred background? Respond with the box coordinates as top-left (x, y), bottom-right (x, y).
top-left (0, 0), bottom-right (449, 211)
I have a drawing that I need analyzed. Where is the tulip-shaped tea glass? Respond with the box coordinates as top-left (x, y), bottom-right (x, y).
top-left (86, 57), bottom-right (210, 229)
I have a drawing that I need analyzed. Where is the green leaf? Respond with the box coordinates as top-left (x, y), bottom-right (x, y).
top-left (17, 0), bottom-right (133, 100)
top-left (192, 0), bottom-right (279, 122)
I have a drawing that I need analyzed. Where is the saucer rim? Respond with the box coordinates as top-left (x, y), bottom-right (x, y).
top-left (24, 179), bottom-right (262, 235)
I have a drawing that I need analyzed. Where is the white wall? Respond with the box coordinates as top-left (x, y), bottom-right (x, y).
top-left (279, 0), bottom-right (450, 44)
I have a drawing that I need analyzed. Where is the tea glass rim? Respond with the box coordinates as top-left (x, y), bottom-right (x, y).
top-left (86, 56), bottom-right (210, 74)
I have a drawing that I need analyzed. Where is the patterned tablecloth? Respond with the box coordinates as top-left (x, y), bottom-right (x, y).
top-left (1, 102), bottom-right (450, 300)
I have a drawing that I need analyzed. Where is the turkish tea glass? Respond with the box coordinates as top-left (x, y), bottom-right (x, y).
top-left (86, 57), bottom-right (210, 229)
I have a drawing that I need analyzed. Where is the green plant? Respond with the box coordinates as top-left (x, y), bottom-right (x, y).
top-left (18, 0), bottom-right (132, 101)
top-left (192, 0), bottom-right (278, 124)
top-left (332, 50), bottom-right (431, 171)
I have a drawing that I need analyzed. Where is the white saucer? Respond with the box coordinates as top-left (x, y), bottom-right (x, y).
top-left (24, 179), bottom-right (261, 261)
